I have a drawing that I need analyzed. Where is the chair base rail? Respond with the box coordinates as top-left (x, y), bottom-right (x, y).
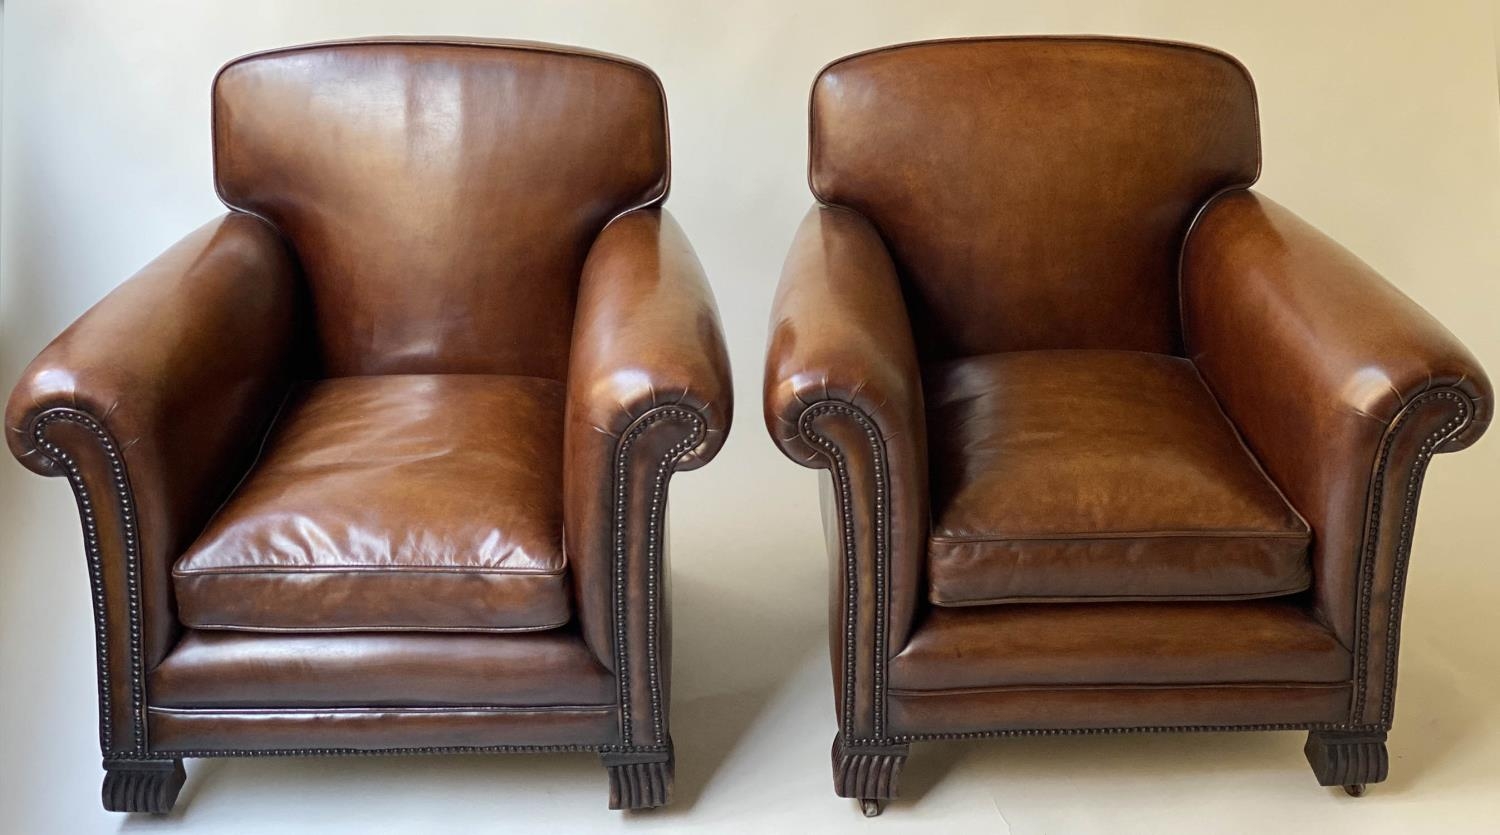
top-left (102, 758), bottom-right (185, 814)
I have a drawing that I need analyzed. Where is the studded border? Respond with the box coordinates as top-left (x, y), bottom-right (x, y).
top-left (610, 405), bottom-right (705, 749)
top-left (797, 401), bottom-right (890, 740)
top-left (35, 401), bottom-right (707, 763)
top-left (798, 387), bottom-right (1476, 748)
top-left (1351, 388), bottom-right (1472, 726)
top-left (31, 407), bottom-right (149, 759)
top-left (848, 720), bottom-right (1388, 746)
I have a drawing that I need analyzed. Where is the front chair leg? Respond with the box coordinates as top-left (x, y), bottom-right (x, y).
top-left (102, 758), bottom-right (186, 814)
top-left (1304, 730), bottom-right (1388, 796)
top-left (601, 746), bottom-right (674, 810)
top-left (833, 734), bottom-right (910, 816)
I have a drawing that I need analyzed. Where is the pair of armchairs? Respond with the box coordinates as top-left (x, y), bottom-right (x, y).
top-left (8, 36), bottom-right (1488, 818)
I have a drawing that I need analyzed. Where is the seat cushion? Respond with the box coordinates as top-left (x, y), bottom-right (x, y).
top-left (174, 374), bottom-right (570, 632)
top-left (925, 350), bottom-right (1311, 606)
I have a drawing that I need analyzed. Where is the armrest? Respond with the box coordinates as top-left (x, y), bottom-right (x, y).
top-left (1181, 189), bottom-right (1490, 726)
top-left (763, 204), bottom-right (927, 742)
top-left (5, 212), bottom-right (299, 755)
top-left (563, 207), bottom-right (731, 750)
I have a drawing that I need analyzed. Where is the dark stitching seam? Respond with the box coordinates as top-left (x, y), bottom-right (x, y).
top-left (1350, 389), bottom-right (1471, 725)
top-left (611, 406), bottom-right (705, 750)
top-left (32, 408), bottom-right (147, 759)
top-left (798, 401), bottom-right (890, 740)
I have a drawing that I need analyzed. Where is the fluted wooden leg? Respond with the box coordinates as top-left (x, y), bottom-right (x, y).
top-left (1305, 730), bottom-right (1388, 796)
top-left (101, 759), bottom-right (185, 814)
top-left (602, 747), bottom-right (673, 810)
top-left (833, 734), bottom-right (909, 816)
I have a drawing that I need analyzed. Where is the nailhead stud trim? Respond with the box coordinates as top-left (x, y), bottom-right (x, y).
top-left (610, 405), bottom-right (705, 748)
top-left (798, 401), bottom-right (890, 740)
top-left (1350, 389), bottom-right (1471, 726)
top-left (31, 408), bottom-right (148, 759)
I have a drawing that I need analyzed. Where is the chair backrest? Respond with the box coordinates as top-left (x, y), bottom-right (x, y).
top-left (213, 38), bottom-right (669, 378)
top-left (810, 37), bottom-right (1260, 359)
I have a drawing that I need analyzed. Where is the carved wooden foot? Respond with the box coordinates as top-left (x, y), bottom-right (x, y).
top-left (602, 748), bottom-right (673, 810)
top-left (102, 759), bottom-right (185, 814)
top-left (833, 734), bottom-right (909, 815)
top-left (1305, 730), bottom-right (1388, 796)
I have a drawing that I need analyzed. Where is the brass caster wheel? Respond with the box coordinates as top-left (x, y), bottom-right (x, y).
top-left (1343, 784), bottom-right (1366, 798)
top-left (860, 798), bottom-right (886, 817)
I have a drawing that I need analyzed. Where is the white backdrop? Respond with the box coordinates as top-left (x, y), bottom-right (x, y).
top-left (2, 2), bottom-right (1498, 832)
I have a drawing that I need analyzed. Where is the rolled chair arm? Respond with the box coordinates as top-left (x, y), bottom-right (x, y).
top-left (1181, 189), bottom-right (1491, 727)
top-left (563, 207), bottom-right (732, 752)
top-left (5, 211), bottom-right (301, 757)
top-left (763, 204), bottom-right (928, 743)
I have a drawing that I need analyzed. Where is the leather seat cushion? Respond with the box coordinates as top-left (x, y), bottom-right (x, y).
top-left (174, 374), bottom-right (571, 632)
top-left (925, 350), bottom-right (1311, 606)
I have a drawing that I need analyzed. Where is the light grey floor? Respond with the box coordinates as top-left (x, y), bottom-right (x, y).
top-left (3, 441), bottom-right (1499, 834)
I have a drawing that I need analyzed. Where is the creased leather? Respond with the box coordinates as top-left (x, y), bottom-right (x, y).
top-left (173, 375), bottom-right (571, 633)
top-left (213, 38), bottom-right (669, 379)
top-left (924, 350), bottom-right (1310, 605)
top-left (811, 36), bottom-right (1259, 359)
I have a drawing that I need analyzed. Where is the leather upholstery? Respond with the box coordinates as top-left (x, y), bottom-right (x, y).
top-left (1181, 190), bottom-right (1492, 650)
top-left (150, 628), bottom-right (612, 708)
top-left (925, 350), bottom-right (1310, 605)
top-left (765, 36), bottom-right (1491, 765)
top-left (811, 36), bottom-right (1258, 359)
top-left (891, 601), bottom-right (1348, 692)
top-left (214, 38), bottom-right (668, 378)
top-left (173, 374), bottom-right (571, 632)
top-left (563, 207), bottom-right (732, 754)
top-left (6, 213), bottom-right (300, 675)
top-left (7, 39), bottom-right (730, 791)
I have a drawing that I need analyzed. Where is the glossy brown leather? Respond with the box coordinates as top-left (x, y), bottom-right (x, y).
top-left (150, 628), bottom-right (612, 708)
top-left (564, 207), bottom-right (731, 750)
top-left (925, 350), bottom-right (1310, 605)
top-left (148, 707), bottom-right (619, 753)
top-left (7, 40), bottom-right (730, 778)
top-left (1181, 189), bottom-right (1490, 725)
top-left (811, 36), bottom-right (1258, 359)
top-left (764, 205), bottom-right (928, 741)
top-left (214, 38), bottom-right (668, 379)
top-left (765, 37), bottom-right (1491, 755)
top-left (6, 213), bottom-right (300, 679)
top-left (173, 375), bottom-right (571, 632)
top-left (889, 683), bottom-right (1351, 737)
top-left (891, 601), bottom-right (1348, 692)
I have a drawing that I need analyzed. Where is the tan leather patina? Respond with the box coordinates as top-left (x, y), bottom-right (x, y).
top-left (7, 38), bottom-right (731, 813)
top-left (764, 36), bottom-right (1490, 811)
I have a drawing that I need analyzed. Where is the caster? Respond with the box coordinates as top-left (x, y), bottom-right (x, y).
top-left (860, 798), bottom-right (885, 817)
top-left (1343, 784), bottom-right (1366, 798)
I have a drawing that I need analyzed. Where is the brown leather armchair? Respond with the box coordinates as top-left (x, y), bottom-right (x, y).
top-left (764, 36), bottom-right (1490, 815)
top-left (6, 38), bottom-right (731, 813)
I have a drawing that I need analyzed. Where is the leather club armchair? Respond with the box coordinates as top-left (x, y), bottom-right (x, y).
top-left (7, 38), bottom-right (731, 813)
top-left (764, 36), bottom-right (1490, 815)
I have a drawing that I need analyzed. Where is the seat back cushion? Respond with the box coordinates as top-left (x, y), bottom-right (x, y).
top-left (810, 37), bottom-right (1260, 360)
top-left (213, 38), bottom-right (668, 379)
